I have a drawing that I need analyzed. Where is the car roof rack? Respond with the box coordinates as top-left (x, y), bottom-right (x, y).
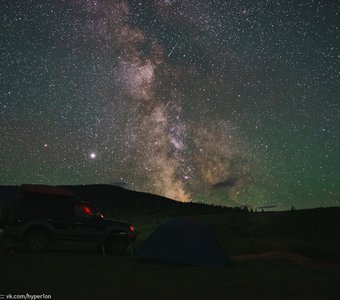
top-left (20, 184), bottom-right (75, 198)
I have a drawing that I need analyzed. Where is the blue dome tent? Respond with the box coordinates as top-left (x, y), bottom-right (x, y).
top-left (138, 218), bottom-right (231, 267)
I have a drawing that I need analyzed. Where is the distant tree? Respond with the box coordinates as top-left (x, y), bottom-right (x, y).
top-left (291, 206), bottom-right (295, 211)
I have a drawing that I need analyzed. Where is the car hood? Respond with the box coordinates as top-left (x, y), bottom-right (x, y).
top-left (101, 218), bottom-right (131, 227)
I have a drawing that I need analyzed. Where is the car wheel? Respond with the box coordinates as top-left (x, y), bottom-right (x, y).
top-left (25, 229), bottom-right (50, 252)
top-left (105, 236), bottom-right (128, 256)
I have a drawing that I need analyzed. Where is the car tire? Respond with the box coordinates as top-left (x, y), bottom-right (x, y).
top-left (24, 229), bottom-right (50, 252)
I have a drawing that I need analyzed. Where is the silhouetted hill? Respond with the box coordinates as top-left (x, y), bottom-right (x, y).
top-left (0, 184), bottom-right (233, 217)
top-left (1, 184), bottom-right (340, 263)
top-left (64, 184), bottom-right (238, 216)
top-left (1, 185), bottom-right (340, 217)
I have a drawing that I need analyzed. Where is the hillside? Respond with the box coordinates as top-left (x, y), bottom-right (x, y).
top-left (2, 184), bottom-right (339, 263)
top-left (0, 184), bottom-right (234, 217)
top-left (1, 184), bottom-right (340, 299)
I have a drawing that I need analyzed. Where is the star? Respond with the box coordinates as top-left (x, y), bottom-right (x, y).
top-left (0, 0), bottom-right (338, 209)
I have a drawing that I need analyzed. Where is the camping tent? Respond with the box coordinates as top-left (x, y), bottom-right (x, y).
top-left (138, 217), bottom-right (231, 267)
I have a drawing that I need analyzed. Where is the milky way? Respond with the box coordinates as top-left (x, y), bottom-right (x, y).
top-left (1, 0), bottom-right (339, 209)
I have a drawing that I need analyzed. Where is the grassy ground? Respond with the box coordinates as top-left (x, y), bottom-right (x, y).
top-left (1, 208), bottom-right (340, 299)
top-left (1, 252), bottom-right (339, 300)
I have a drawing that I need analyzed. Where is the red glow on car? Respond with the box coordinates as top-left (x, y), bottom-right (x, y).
top-left (129, 225), bottom-right (135, 232)
top-left (84, 206), bottom-right (93, 215)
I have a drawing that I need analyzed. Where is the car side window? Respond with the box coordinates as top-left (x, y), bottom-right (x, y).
top-left (74, 204), bottom-right (94, 218)
top-left (15, 198), bottom-right (74, 219)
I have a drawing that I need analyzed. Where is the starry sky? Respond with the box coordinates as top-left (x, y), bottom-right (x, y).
top-left (1, 0), bottom-right (339, 209)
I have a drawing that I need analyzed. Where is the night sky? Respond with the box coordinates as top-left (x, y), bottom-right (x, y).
top-left (1, 0), bottom-right (339, 209)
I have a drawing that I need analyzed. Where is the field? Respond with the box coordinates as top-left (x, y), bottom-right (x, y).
top-left (1, 252), bottom-right (340, 300)
top-left (1, 204), bottom-right (340, 300)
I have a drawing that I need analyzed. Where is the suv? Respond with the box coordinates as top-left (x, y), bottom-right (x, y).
top-left (1, 185), bottom-right (137, 254)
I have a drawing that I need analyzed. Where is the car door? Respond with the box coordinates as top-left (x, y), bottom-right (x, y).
top-left (72, 203), bottom-right (101, 241)
top-left (45, 199), bottom-right (78, 239)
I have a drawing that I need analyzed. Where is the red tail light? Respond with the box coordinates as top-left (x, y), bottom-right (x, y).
top-left (129, 225), bottom-right (135, 232)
